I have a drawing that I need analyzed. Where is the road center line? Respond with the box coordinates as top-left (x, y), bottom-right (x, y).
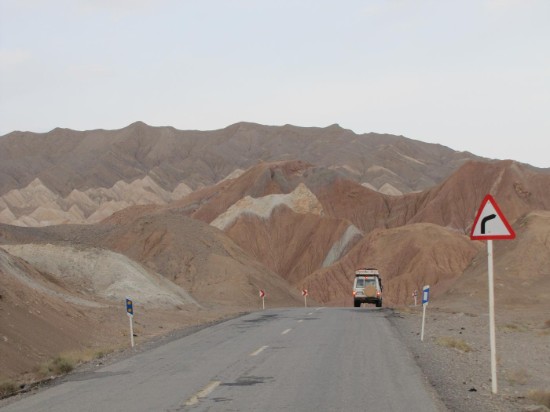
top-left (250, 345), bottom-right (269, 356)
top-left (282, 328), bottom-right (292, 335)
top-left (184, 380), bottom-right (220, 406)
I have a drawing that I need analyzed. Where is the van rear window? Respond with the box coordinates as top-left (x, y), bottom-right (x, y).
top-left (355, 277), bottom-right (376, 288)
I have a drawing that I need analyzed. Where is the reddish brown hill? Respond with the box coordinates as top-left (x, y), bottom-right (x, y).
top-left (301, 223), bottom-right (481, 306)
top-left (164, 159), bottom-right (392, 233)
top-left (396, 160), bottom-right (550, 233)
top-left (331, 159), bottom-right (550, 241)
top-left (314, 178), bottom-right (395, 233)
top-left (439, 210), bottom-right (550, 318)
top-left (97, 213), bottom-right (304, 308)
top-left (183, 160), bottom-right (312, 224)
top-left (222, 206), bottom-right (360, 286)
top-left (104, 159), bottom-right (550, 302)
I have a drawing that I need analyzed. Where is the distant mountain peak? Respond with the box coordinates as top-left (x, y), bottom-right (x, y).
top-left (127, 120), bottom-right (151, 128)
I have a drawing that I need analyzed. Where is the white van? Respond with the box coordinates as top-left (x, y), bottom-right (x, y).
top-left (352, 268), bottom-right (383, 308)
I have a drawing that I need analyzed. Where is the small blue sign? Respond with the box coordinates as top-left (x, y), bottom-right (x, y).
top-left (126, 297), bottom-right (134, 316)
top-left (422, 286), bottom-right (430, 305)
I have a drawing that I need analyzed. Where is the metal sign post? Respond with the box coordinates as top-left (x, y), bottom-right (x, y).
top-left (487, 239), bottom-right (498, 394)
top-left (420, 285), bottom-right (429, 342)
top-left (470, 194), bottom-right (516, 394)
top-left (126, 297), bottom-right (135, 348)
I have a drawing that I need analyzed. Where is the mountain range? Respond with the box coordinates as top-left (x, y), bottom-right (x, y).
top-left (1, 121), bottom-right (549, 380)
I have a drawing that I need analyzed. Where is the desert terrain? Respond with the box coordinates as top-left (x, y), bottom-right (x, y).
top-left (0, 122), bottom-right (549, 411)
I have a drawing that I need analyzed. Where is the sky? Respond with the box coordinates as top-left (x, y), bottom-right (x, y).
top-left (1, 0), bottom-right (549, 167)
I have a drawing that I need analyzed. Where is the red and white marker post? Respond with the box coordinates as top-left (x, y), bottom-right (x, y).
top-left (259, 289), bottom-right (265, 310)
top-left (302, 289), bottom-right (308, 307)
top-left (470, 194), bottom-right (516, 394)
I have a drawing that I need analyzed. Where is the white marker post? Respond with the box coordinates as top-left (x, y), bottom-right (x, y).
top-left (259, 290), bottom-right (265, 310)
top-left (487, 239), bottom-right (497, 393)
top-left (413, 290), bottom-right (418, 307)
top-left (302, 289), bottom-right (308, 308)
top-left (470, 194), bottom-right (516, 394)
top-left (125, 297), bottom-right (135, 348)
top-left (420, 285), bottom-right (429, 341)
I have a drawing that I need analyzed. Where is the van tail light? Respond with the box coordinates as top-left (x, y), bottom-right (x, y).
top-left (352, 291), bottom-right (356, 297)
top-left (376, 291), bottom-right (381, 297)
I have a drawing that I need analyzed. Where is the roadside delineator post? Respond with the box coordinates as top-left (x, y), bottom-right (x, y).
top-left (420, 285), bottom-right (430, 341)
top-left (470, 194), bottom-right (516, 394)
top-left (126, 297), bottom-right (135, 348)
top-left (302, 289), bottom-right (308, 307)
top-left (413, 289), bottom-right (418, 307)
top-left (259, 289), bottom-right (265, 310)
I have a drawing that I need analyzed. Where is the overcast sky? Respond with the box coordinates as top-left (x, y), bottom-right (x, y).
top-left (1, 0), bottom-right (549, 167)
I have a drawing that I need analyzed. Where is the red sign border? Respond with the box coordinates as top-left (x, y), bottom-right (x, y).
top-left (470, 194), bottom-right (516, 240)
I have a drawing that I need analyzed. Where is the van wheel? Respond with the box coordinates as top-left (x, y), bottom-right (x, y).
top-left (354, 300), bottom-right (360, 308)
top-left (376, 300), bottom-right (382, 308)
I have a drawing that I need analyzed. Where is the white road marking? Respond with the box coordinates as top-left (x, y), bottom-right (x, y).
top-left (250, 345), bottom-right (269, 356)
top-left (297, 319), bottom-right (304, 323)
top-left (184, 381), bottom-right (220, 406)
top-left (282, 328), bottom-right (292, 335)
top-left (307, 312), bottom-right (313, 316)
top-left (315, 307), bottom-right (323, 311)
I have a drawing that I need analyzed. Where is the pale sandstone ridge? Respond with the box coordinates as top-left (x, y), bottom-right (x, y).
top-left (210, 183), bottom-right (323, 230)
top-left (0, 247), bottom-right (104, 308)
top-left (378, 183), bottom-right (403, 196)
top-left (321, 224), bottom-right (363, 268)
top-left (2, 244), bottom-right (199, 308)
top-left (0, 176), bottom-right (192, 227)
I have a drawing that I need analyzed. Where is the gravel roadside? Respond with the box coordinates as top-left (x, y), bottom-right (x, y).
top-left (389, 306), bottom-right (550, 412)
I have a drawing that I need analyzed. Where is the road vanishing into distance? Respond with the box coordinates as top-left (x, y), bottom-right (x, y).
top-left (1, 308), bottom-right (445, 412)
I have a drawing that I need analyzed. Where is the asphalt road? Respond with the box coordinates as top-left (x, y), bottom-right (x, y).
top-left (1, 308), bottom-right (445, 412)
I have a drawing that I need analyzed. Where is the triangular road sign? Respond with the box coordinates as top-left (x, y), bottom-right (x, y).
top-left (470, 194), bottom-right (515, 240)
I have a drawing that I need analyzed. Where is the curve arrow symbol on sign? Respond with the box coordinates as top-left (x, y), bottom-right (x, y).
top-left (481, 214), bottom-right (496, 234)
top-left (470, 195), bottom-right (515, 240)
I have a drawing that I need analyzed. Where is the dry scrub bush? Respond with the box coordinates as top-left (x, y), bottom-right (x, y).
top-left (435, 336), bottom-right (472, 352)
top-left (505, 368), bottom-right (529, 385)
top-left (0, 379), bottom-right (16, 398)
top-left (37, 347), bottom-right (117, 378)
top-left (500, 323), bottom-right (527, 333)
top-left (528, 390), bottom-right (550, 408)
top-left (38, 356), bottom-right (75, 377)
